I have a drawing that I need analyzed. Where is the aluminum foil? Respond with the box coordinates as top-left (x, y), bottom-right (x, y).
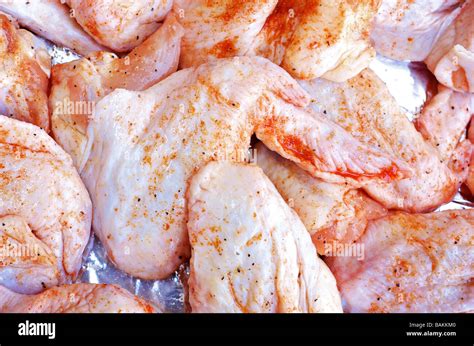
top-left (47, 44), bottom-right (472, 313)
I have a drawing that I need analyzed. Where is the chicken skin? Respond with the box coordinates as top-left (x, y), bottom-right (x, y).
top-left (173, 0), bottom-right (277, 68)
top-left (0, 116), bottom-right (92, 294)
top-left (66, 0), bottom-right (173, 52)
top-left (256, 142), bottom-right (387, 255)
top-left (426, 0), bottom-right (474, 93)
top-left (372, 0), bottom-right (464, 61)
top-left (0, 0), bottom-right (470, 316)
top-left (49, 15), bottom-right (183, 168)
top-left (187, 161), bottom-right (342, 313)
top-left (415, 85), bottom-right (473, 163)
top-left (299, 69), bottom-right (470, 212)
top-left (258, 0), bottom-right (381, 82)
top-left (0, 1), bottom-right (173, 54)
top-left (0, 0), bottom-right (105, 56)
top-left (373, 0), bottom-right (473, 92)
top-left (173, 0), bottom-right (381, 81)
top-left (327, 210), bottom-right (474, 313)
top-left (0, 284), bottom-right (156, 313)
top-left (415, 85), bottom-right (473, 199)
top-left (80, 57), bottom-right (405, 280)
top-left (0, 13), bottom-right (50, 130)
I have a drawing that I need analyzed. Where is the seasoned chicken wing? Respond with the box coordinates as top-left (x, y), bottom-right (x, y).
top-left (258, 0), bottom-right (381, 82)
top-left (187, 161), bottom-right (342, 313)
top-left (66, 0), bottom-right (172, 52)
top-left (415, 85), bottom-right (473, 201)
top-left (426, 0), bottom-right (474, 93)
top-left (0, 13), bottom-right (50, 130)
top-left (49, 15), bottom-right (183, 168)
top-left (372, 0), bottom-right (464, 61)
top-left (327, 210), bottom-right (474, 313)
top-left (299, 69), bottom-right (470, 212)
top-left (256, 142), bottom-right (387, 254)
top-left (0, 116), bottom-right (92, 294)
top-left (173, 0), bottom-right (380, 81)
top-left (80, 57), bottom-right (404, 280)
top-left (415, 85), bottom-right (473, 163)
top-left (173, 0), bottom-right (276, 68)
top-left (0, 283), bottom-right (156, 313)
top-left (0, 215), bottom-right (58, 296)
top-left (0, 0), bottom-right (105, 55)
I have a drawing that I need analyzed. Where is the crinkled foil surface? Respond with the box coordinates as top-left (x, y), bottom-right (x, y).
top-left (48, 44), bottom-right (473, 313)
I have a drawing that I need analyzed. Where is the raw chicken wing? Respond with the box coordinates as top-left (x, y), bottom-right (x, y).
top-left (372, 0), bottom-right (464, 61)
top-left (0, 13), bottom-right (50, 130)
top-left (174, 0), bottom-right (381, 81)
top-left (327, 210), bottom-right (474, 313)
top-left (0, 283), bottom-right (156, 313)
top-left (0, 116), bottom-right (92, 294)
top-left (66, 0), bottom-right (173, 52)
top-left (415, 85), bottom-right (473, 163)
top-left (0, 0), bottom-right (105, 55)
top-left (187, 161), bottom-right (342, 313)
top-left (299, 69), bottom-right (470, 212)
top-left (80, 57), bottom-right (405, 279)
top-left (426, 0), bottom-right (474, 93)
top-left (49, 15), bottom-right (183, 168)
top-left (256, 142), bottom-right (387, 254)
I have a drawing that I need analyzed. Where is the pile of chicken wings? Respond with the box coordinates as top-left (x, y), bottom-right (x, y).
top-left (0, 0), bottom-right (472, 313)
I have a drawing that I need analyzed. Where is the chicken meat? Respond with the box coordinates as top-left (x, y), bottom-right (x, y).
top-left (0, 0), bottom-right (105, 56)
top-left (425, 0), bottom-right (474, 93)
top-left (0, 283), bottom-right (156, 313)
top-left (415, 85), bottom-right (473, 163)
top-left (372, 0), bottom-right (464, 61)
top-left (299, 68), bottom-right (471, 212)
top-left (173, 0), bottom-right (381, 81)
top-left (80, 57), bottom-right (405, 280)
top-left (0, 115), bottom-right (92, 294)
top-left (326, 209), bottom-right (474, 313)
top-left (49, 14), bottom-right (183, 168)
top-left (187, 161), bottom-right (343, 313)
top-left (65, 0), bottom-right (173, 52)
top-left (0, 0), bottom-right (470, 316)
top-left (0, 13), bottom-right (51, 131)
top-left (256, 142), bottom-right (387, 255)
